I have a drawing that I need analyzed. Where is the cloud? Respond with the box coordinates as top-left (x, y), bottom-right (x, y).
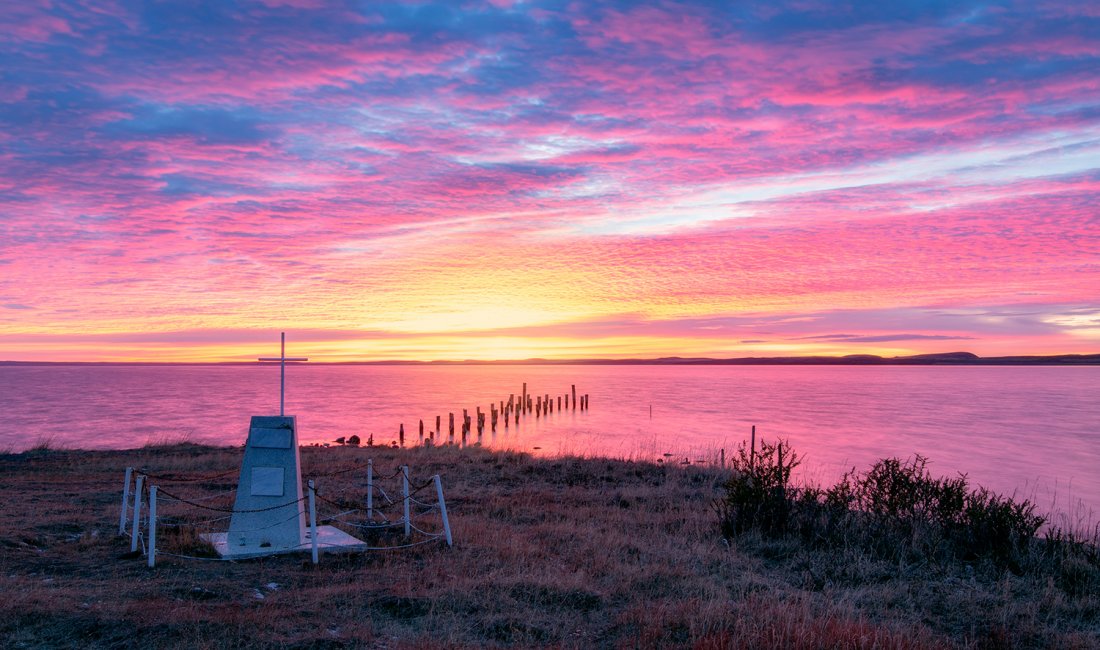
top-left (0, 0), bottom-right (1097, 360)
top-left (792, 333), bottom-right (975, 342)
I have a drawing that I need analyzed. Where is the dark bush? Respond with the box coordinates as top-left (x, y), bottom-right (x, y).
top-left (718, 442), bottom-right (1053, 572)
top-left (716, 439), bottom-right (800, 537)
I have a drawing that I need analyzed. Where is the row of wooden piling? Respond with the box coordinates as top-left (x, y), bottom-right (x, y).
top-left (394, 382), bottom-right (590, 447)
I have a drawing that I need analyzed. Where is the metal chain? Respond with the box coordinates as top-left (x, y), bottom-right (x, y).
top-left (158, 488), bottom-right (305, 513)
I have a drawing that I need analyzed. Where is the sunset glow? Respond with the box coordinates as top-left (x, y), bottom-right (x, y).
top-left (1, 1), bottom-right (1098, 361)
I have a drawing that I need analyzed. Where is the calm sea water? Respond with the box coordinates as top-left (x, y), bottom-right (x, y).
top-left (3, 364), bottom-right (1098, 517)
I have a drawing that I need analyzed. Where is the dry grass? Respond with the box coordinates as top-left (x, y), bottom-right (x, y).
top-left (0, 443), bottom-right (1096, 649)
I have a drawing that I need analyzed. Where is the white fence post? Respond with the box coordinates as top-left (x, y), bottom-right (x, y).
top-left (119, 467), bottom-right (133, 535)
top-left (401, 465), bottom-right (410, 538)
top-left (130, 475), bottom-right (144, 553)
top-left (147, 486), bottom-right (157, 568)
top-left (366, 459), bottom-right (373, 521)
top-left (433, 474), bottom-right (452, 547)
top-left (308, 479), bottom-right (319, 564)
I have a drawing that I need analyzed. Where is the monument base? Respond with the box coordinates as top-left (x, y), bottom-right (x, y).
top-left (202, 526), bottom-right (367, 559)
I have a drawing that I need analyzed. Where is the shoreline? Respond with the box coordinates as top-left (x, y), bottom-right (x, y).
top-left (10, 440), bottom-right (1097, 530)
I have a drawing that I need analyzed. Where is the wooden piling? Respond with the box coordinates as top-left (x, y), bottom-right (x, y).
top-left (571, 384), bottom-right (576, 410)
top-left (419, 419), bottom-right (424, 442)
top-left (777, 442), bottom-right (784, 496)
top-left (750, 425), bottom-right (756, 469)
top-left (449, 412), bottom-right (455, 439)
top-left (399, 423), bottom-right (404, 447)
top-left (522, 383), bottom-right (527, 413)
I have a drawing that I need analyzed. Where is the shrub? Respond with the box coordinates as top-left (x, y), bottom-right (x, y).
top-left (718, 443), bottom-right (1055, 572)
top-left (716, 439), bottom-right (800, 538)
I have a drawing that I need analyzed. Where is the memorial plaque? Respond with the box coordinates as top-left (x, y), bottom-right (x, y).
top-left (251, 427), bottom-right (292, 449)
top-left (251, 467), bottom-right (285, 496)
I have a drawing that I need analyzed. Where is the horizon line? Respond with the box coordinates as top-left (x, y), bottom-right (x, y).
top-left (2, 351), bottom-right (1099, 366)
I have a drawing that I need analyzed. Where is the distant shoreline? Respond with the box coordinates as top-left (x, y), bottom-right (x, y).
top-left (2, 352), bottom-right (1099, 366)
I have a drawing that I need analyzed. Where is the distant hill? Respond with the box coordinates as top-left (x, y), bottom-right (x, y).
top-left (423, 352), bottom-right (1098, 365)
top-left (898, 351), bottom-right (980, 361)
top-left (629, 352), bottom-right (1100, 365)
top-left (3, 352), bottom-right (1099, 365)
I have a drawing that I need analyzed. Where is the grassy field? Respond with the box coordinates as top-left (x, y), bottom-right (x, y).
top-left (1, 442), bottom-right (1097, 649)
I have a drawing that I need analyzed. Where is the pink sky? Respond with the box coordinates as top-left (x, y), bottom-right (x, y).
top-left (0, 1), bottom-right (1098, 361)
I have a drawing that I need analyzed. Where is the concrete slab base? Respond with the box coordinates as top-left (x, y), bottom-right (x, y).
top-left (202, 526), bottom-right (367, 559)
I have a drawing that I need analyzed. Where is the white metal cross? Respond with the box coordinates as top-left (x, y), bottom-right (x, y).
top-left (258, 332), bottom-right (308, 416)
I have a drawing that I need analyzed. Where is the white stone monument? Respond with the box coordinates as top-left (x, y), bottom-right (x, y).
top-left (203, 333), bottom-right (366, 559)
